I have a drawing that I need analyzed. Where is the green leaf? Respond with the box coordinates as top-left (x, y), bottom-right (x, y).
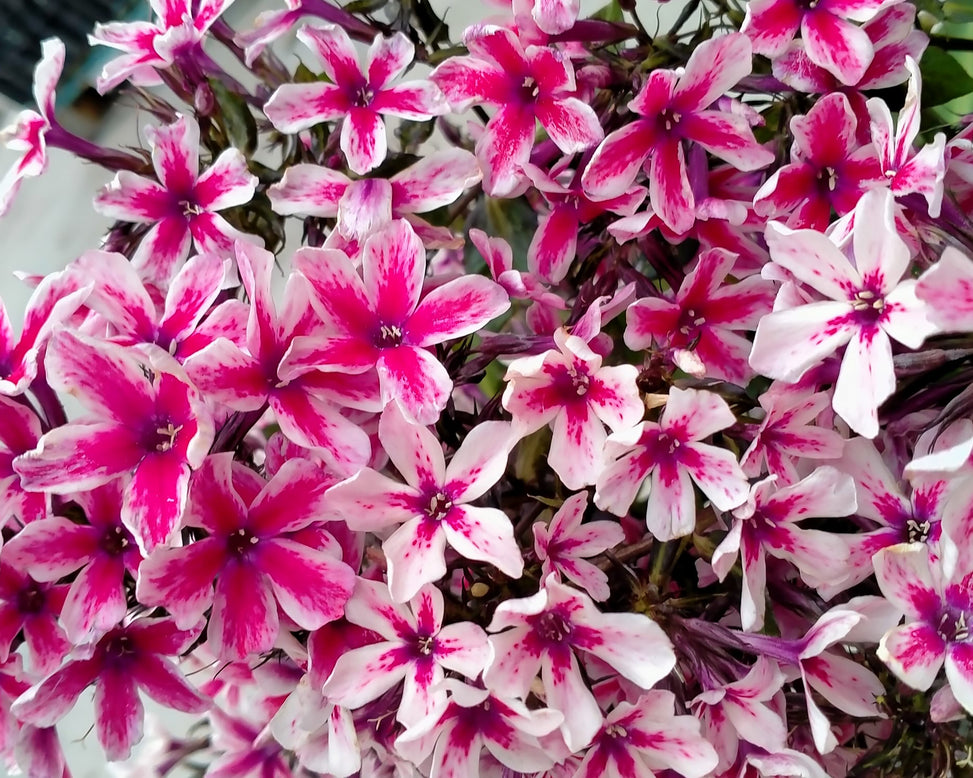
top-left (920, 46), bottom-right (973, 107)
top-left (209, 80), bottom-right (257, 156)
top-left (592, 0), bottom-right (624, 23)
top-left (945, 0), bottom-right (973, 23)
top-left (343, 0), bottom-right (387, 14)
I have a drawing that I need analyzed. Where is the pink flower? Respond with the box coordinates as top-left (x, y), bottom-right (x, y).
top-left (582, 33), bottom-right (772, 234)
top-left (66, 250), bottom-right (229, 360)
top-left (0, 269), bottom-right (91, 397)
top-left (693, 658), bottom-right (788, 772)
top-left (14, 330), bottom-right (214, 553)
top-left (283, 219), bottom-right (509, 425)
top-left (750, 188), bottom-right (936, 438)
top-left (483, 577), bottom-right (675, 750)
top-left (575, 690), bottom-right (719, 778)
top-left (94, 114), bottom-right (258, 284)
top-left (265, 25), bottom-right (447, 174)
top-left (89, 0), bottom-right (235, 93)
top-left (533, 492), bottom-right (624, 602)
top-left (268, 148), bottom-right (482, 252)
top-left (0, 397), bottom-right (47, 526)
top-left (0, 562), bottom-right (69, 676)
top-left (502, 327), bottom-right (643, 490)
top-left (740, 386), bottom-right (845, 485)
top-left (395, 680), bottom-right (564, 778)
top-left (322, 580), bottom-right (490, 726)
top-left (711, 467), bottom-right (855, 631)
top-left (522, 161), bottom-right (645, 284)
top-left (753, 92), bottom-right (883, 230)
top-left (595, 386), bottom-right (750, 541)
top-left (12, 616), bottom-right (207, 761)
top-left (431, 25), bottom-right (603, 196)
top-left (742, 0), bottom-right (894, 85)
top-left (772, 3), bottom-right (928, 93)
top-left (4, 481), bottom-right (141, 644)
top-left (0, 38), bottom-right (63, 216)
top-left (185, 241), bottom-right (376, 474)
top-left (136, 454), bottom-right (356, 660)
top-left (624, 248), bottom-right (776, 386)
top-left (867, 57), bottom-right (945, 217)
top-left (324, 402), bottom-right (523, 602)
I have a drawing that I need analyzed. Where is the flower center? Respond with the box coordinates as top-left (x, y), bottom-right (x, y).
top-left (817, 166), bottom-right (838, 192)
top-left (521, 75), bottom-right (540, 99)
top-left (535, 610), bottom-right (572, 643)
top-left (153, 421), bottom-right (183, 453)
top-left (850, 289), bottom-right (886, 321)
top-left (425, 492), bottom-right (452, 521)
top-left (356, 86), bottom-right (375, 106)
top-left (104, 633), bottom-right (136, 659)
top-left (227, 527), bottom-right (259, 555)
top-left (905, 519), bottom-right (931, 544)
top-left (101, 525), bottom-right (132, 556)
top-left (181, 200), bottom-right (203, 217)
top-left (375, 323), bottom-right (404, 348)
top-left (567, 364), bottom-right (590, 396)
top-left (660, 109), bottom-right (681, 132)
top-left (416, 635), bottom-right (435, 656)
top-left (939, 610), bottom-right (970, 643)
top-left (16, 583), bottom-right (46, 615)
top-left (606, 723), bottom-right (628, 738)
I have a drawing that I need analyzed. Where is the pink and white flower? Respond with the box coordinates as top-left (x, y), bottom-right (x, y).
top-left (94, 115), bottom-right (258, 284)
top-left (14, 330), bottom-right (214, 553)
top-left (595, 386), bottom-right (750, 541)
top-left (749, 188), bottom-right (936, 438)
top-left (324, 402), bottom-right (523, 602)
top-left (136, 454), bottom-right (355, 660)
top-left (502, 327), bottom-right (643, 490)
top-left (432, 25), bottom-right (603, 197)
top-left (0, 38), bottom-right (63, 216)
top-left (265, 25), bottom-right (447, 174)
top-left (582, 33), bottom-right (772, 234)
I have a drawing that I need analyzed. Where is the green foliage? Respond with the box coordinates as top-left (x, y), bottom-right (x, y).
top-left (920, 46), bottom-right (973, 107)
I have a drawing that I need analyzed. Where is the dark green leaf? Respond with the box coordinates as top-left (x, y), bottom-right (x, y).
top-left (343, 0), bottom-right (388, 14)
top-left (920, 46), bottom-right (973, 106)
top-left (945, 0), bottom-right (973, 23)
top-left (209, 80), bottom-right (258, 156)
top-left (592, 0), bottom-right (624, 23)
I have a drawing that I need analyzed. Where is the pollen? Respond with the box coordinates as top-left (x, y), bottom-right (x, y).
top-left (155, 422), bottom-right (183, 452)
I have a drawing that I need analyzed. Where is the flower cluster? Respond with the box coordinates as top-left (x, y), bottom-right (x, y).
top-left (2, 0), bottom-right (973, 776)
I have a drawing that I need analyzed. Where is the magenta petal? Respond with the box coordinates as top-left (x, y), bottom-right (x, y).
top-left (673, 33), bottom-right (754, 110)
top-left (366, 31), bottom-right (413, 87)
top-left (372, 81), bottom-right (446, 119)
top-left (391, 149), bottom-right (481, 213)
top-left (254, 538), bottom-right (354, 630)
top-left (60, 556), bottom-right (128, 643)
top-left (649, 136), bottom-right (694, 234)
top-left (680, 111), bottom-right (773, 171)
top-left (443, 505), bottom-right (524, 580)
top-left (95, 668), bottom-right (143, 761)
top-left (132, 654), bottom-right (208, 713)
top-left (377, 347), bottom-right (452, 426)
top-left (407, 275), bottom-right (509, 347)
top-left (13, 659), bottom-right (98, 730)
top-left (535, 96), bottom-right (603, 155)
top-left (802, 10), bottom-right (874, 86)
top-left (341, 107), bottom-right (387, 175)
top-left (268, 164), bottom-right (349, 217)
top-left (193, 148), bottom-right (257, 210)
top-left (209, 561), bottom-right (278, 660)
top-left (15, 423), bottom-right (141, 493)
top-left (879, 621), bottom-right (946, 691)
top-left (94, 172), bottom-right (171, 222)
top-left (528, 206), bottom-right (578, 284)
top-left (384, 517), bottom-right (447, 603)
top-left (3, 518), bottom-right (98, 580)
top-left (477, 104), bottom-right (535, 198)
top-left (149, 115), bottom-right (198, 195)
top-left (265, 82), bottom-right (351, 132)
top-left (135, 537), bottom-right (225, 629)
top-left (160, 253), bottom-right (226, 343)
top-left (363, 220), bottom-right (425, 326)
top-left (248, 459), bottom-right (333, 535)
top-left (123, 453), bottom-right (190, 553)
top-left (945, 642), bottom-right (973, 715)
top-left (582, 120), bottom-right (653, 199)
top-left (379, 400), bottom-right (447, 490)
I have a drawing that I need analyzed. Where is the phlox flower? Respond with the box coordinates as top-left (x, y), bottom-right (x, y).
top-left (431, 25), bottom-right (603, 197)
top-left (575, 690), bottom-right (719, 778)
top-left (624, 247), bottom-right (776, 386)
top-left (89, 0), bottom-right (236, 93)
top-left (533, 491), bottom-right (624, 602)
top-left (395, 680), bottom-right (564, 778)
top-left (14, 330), bottom-right (214, 553)
top-left (711, 467), bottom-right (856, 632)
top-left (3, 480), bottom-right (141, 644)
top-left (323, 401), bottom-right (523, 602)
top-left (94, 114), bottom-right (258, 284)
top-left (322, 580), bottom-right (490, 726)
top-left (0, 562), bottom-right (69, 676)
top-left (915, 246), bottom-right (973, 333)
top-left (136, 454), bottom-right (356, 660)
top-left (265, 25), bottom-right (447, 174)
top-left (595, 386), bottom-right (750, 541)
top-left (0, 38), bottom-right (63, 216)
top-left (582, 33), bottom-right (772, 234)
top-left (749, 188), bottom-right (936, 438)
top-left (12, 617), bottom-right (207, 761)
top-left (0, 397), bottom-right (47, 526)
top-left (283, 219), bottom-right (509, 426)
top-left (483, 577), bottom-right (675, 750)
top-left (742, 0), bottom-right (895, 85)
top-left (503, 327), bottom-right (643, 490)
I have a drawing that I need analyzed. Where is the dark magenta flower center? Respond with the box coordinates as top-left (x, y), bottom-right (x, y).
top-left (227, 527), bottom-right (259, 555)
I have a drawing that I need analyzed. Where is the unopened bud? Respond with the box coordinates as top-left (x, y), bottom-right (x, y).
top-left (194, 83), bottom-right (216, 117)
